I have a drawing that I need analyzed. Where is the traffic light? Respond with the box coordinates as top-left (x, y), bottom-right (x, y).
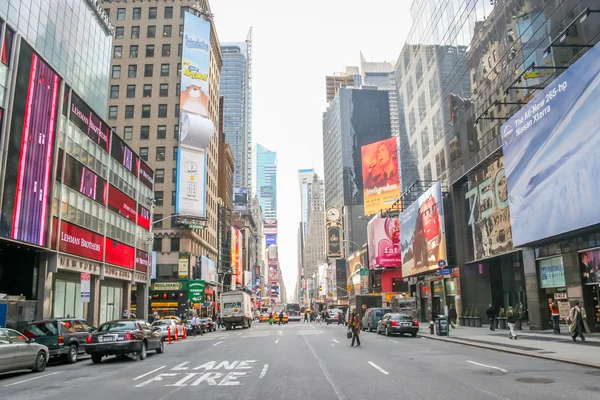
top-left (319, 286), bottom-right (322, 291)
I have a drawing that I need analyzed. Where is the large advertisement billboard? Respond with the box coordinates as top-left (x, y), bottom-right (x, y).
top-left (0, 43), bottom-right (60, 247)
top-left (69, 91), bottom-right (110, 152)
top-left (230, 228), bottom-right (243, 286)
top-left (233, 188), bottom-right (249, 211)
top-left (51, 218), bottom-right (103, 262)
top-left (268, 264), bottom-right (279, 284)
top-left (501, 42), bottom-right (600, 246)
top-left (110, 131), bottom-right (138, 177)
top-left (265, 235), bottom-right (277, 246)
top-left (176, 12), bottom-right (214, 219)
top-left (400, 181), bottom-right (446, 278)
top-left (57, 149), bottom-right (107, 206)
top-left (361, 137), bottom-right (401, 216)
top-left (367, 217), bottom-right (401, 269)
top-left (201, 256), bottom-right (217, 284)
top-left (108, 185), bottom-right (136, 222)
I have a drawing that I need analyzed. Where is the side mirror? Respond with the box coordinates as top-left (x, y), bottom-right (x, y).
top-left (153, 326), bottom-right (161, 332)
top-left (28, 338), bottom-right (36, 344)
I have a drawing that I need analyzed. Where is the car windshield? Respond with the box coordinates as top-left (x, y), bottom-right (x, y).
top-left (23, 321), bottom-right (59, 337)
top-left (98, 321), bottom-right (137, 332)
top-left (390, 314), bottom-right (412, 321)
top-left (152, 320), bottom-right (170, 326)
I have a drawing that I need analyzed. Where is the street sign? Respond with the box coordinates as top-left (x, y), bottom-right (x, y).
top-left (80, 273), bottom-right (90, 303)
top-left (145, 234), bottom-right (154, 245)
top-left (437, 259), bottom-right (447, 268)
top-left (188, 280), bottom-right (206, 304)
top-left (360, 267), bottom-right (369, 276)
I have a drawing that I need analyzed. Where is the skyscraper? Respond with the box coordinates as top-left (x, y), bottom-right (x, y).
top-left (298, 168), bottom-right (316, 242)
top-left (220, 31), bottom-right (252, 190)
top-left (254, 144), bottom-right (277, 221)
top-left (302, 173), bottom-right (326, 283)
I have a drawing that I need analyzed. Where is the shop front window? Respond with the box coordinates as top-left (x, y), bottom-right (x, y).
top-left (100, 284), bottom-right (123, 324)
top-left (538, 257), bottom-right (565, 289)
top-left (54, 279), bottom-right (84, 319)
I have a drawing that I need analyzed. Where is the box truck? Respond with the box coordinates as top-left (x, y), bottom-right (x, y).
top-left (220, 290), bottom-right (253, 330)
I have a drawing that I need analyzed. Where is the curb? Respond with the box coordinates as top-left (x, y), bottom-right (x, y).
top-left (424, 334), bottom-right (600, 369)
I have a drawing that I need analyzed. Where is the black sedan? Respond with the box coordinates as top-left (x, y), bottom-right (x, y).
top-left (85, 319), bottom-right (164, 363)
top-left (376, 313), bottom-right (419, 337)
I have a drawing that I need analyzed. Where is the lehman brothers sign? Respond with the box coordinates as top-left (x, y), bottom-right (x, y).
top-left (85, 0), bottom-right (115, 36)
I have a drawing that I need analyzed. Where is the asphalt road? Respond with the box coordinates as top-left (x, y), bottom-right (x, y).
top-left (1, 321), bottom-right (599, 400)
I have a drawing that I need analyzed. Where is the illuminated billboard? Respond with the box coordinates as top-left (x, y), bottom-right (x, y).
top-left (501, 41), bottom-right (600, 246)
top-left (176, 12), bottom-right (215, 219)
top-left (400, 181), bottom-right (446, 278)
top-left (361, 137), bottom-right (401, 216)
top-left (201, 256), bottom-right (217, 284)
top-left (266, 235), bottom-right (276, 246)
top-left (268, 264), bottom-right (279, 284)
top-left (367, 218), bottom-right (401, 269)
top-left (233, 188), bottom-right (249, 211)
top-left (57, 149), bottom-right (107, 206)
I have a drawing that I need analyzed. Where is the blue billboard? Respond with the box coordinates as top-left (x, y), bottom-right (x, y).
top-left (501, 42), bottom-right (600, 246)
top-left (266, 235), bottom-right (277, 246)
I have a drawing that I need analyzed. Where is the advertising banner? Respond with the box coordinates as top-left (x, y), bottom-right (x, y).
top-left (267, 245), bottom-right (278, 262)
top-left (188, 280), bottom-right (205, 304)
top-left (178, 252), bottom-right (190, 278)
top-left (137, 205), bottom-right (151, 230)
top-left (108, 185), bottom-right (136, 222)
top-left (135, 249), bottom-right (149, 272)
top-left (69, 91), bottom-right (110, 152)
top-left (264, 227), bottom-right (278, 235)
top-left (346, 250), bottom-right (366, 298)
top-left (233, 188), bottom-right (249, 211)
top-left (501, 42), bottom-right (600, 246)
top-left (110, 132), bottom-right (138, 177)
top-left (253, 264), bottom-right (261, 285)
top-left (230, 228), bottom-right (240, 283)
top-left (177, 12), bottom-right (215, 219)
top-left (139, 160), bottom-right (154, 190)
top-left (244, 271), bottom-right (252, 288)
top-left (265, 235), bottom-right (277, 246)
top-left (105, 238), bottom-right (135, 269)
top-left (367, 217), bottom-right (401, 269)
top-left (201, 256), bottom-right (217, 284)
top-left (80, 273), bottom-right (90, 303)
top-left (264, 220), bottom-right (277, 227)
top-left (57, 149), bottom-right (107, 206)
top-left (51, 218), bottom-right (103, 262)
top-left (0, 43), bottom-right (60, 247)
top-left (361, 137), bottom-right (401, 216)
top-left (463, 154), bottom-right (513, 262)
top-left (268, 264), bottom-right (279, 284)
top-left (326, 223), bottom-right (343, 259)
top-left (400, 181), bottom-right (446, 278)
top-left (580, 249), bottom-right (600, 285)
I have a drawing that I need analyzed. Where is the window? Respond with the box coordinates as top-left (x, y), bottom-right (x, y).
top-left (156, 147), bottom-right (166, 162)
top-left (115, 27), bottom-right (124, 39)
top-left (174, 104), bottom-right (180, 118)
top-left (113, 46), bottom-right (122, 59)
top-left (175, 84), bottom-right (180, 96)
top-left (174, 124), bottom-right (179, 139)
top-left (110, 85), bottom-right (119, 99)
top-left (126, 85), bottom-right (136, 98)
top-left (177, 63), bottom-right (181, 75)
top-left (147, 26), bottom-right (156, 39)
top-left (7, 329), bottom-right (28, 344)
top-left (125, 105), bottom-right (134, 119)
top-left (144, 64), bottom-right (153, 77)
top-left (163, 25), bottom-right (172, 38)
top-left (159, 84), bottom-right (169, 97)
top-left (142, 105), bottom-right (151, 118)
top-left (124, 126), bottom-right (133, 140)
top-left (128, 65), bottom-right (137, 78)
top-left (129, 45), bottom-right (138, 58)
top-left (180, 6), bottom-right (187, 18)
top-left (140, 126), bottom-right (150, 140)
top-left (153, 239), bottom-right (162, 252)
top-left (172, 168), bottom-right (177, 183)
top-left (158, 104), bottom-right (168, 118)
top-left (164, 6), bottom-right (173, 19)
top-left (160, 64), bottom-right (170, 76)
top-left (149, 7), bottom-right (157, 19)
top-left (170, 191), bottom-right (176, 206)
top-left (116, 8), bottom-right (126, 20)
top-left (140, 147), bottom-right (149, 161)
top-left (170, 237), bottom-right (180, 252)
top-left (131, 26), bottom-right (140, 39)
top-left (179, 25), bottom-right (184, 37)
top-left (155, 169), bottom-right (165, 184)
top-left (108, 106), bottom-right (118, 119)
top-left (153, 214), bottom-right (163, 229)
top-left (157, 125), bottom-right (167, 139)
top-left (143, 84), bottom-right (152, 98)
top-left (132, 7), bottom-right (141, 20)
top-left (146, 44), bottom-right (155, 57)
top-left (154, 191), bottom-right (164, 206)
top-left (173, 147), bottom-right (178, 161)
top-left (104, 8), bottom-right (110, 17)
top-left (162, 44), bottom-right (171, 57)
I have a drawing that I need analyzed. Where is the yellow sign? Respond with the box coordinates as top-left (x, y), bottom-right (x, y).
top-left (346, 284), bottom-right (352, 291)
top-left (152, 282), bottom-right (183, 291)
top-left (151, 302), bottom-right (178, 308)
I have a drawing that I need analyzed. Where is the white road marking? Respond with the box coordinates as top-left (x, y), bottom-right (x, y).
top-left (135, 373), bottom-right (177, 388)
top-left (332, 339), bottom-right (340, 343)
top-left (319, 330), bottom-right (323, 333)
top-left (237, 332), bottom-right (242, 336)
top-left (134, 366), bottom-right (165, 381)
top-left (422, 337), bottom-right (427, 339)
top-left (275, 339), bottom-right (279, 344)
top-left (172, 362), bottom-right (190, 371)
top-left (259, 364), bottom-right (269, 379)
top-left (466, 360), bottom-right (507, 373)
top-left (3, 371), bottom-right (63, 387)
top-left (368, 361), bottom-right (390, 375)
top-left (213, 341), bottom-right (223, 346)
top-left (303, 334), bottom-right (346, 399)
top-left (392, 340), bottom-right (399, 344)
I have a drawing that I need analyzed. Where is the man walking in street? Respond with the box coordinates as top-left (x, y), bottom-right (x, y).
top-left (569, 301), bottom-right (589, 342)
top-left (278, 310), bottom-right (284, 326)
top-left (350, 309), bottom-right (361, 347)
top-left (486, 304), bottom-right (496, 331)
top-left (551, 300), bottom-right (561, 334)
top-left (448, 305), bottom-right (457, 329)
top-left (507, 306), bottom-right (517, 340)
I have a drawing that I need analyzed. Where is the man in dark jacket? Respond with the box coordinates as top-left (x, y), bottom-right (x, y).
top-left (448, 305), bottom-right (457, 329)
top-left (278, 311), bottom-right (284, 326)
top-left (486, 305), bottom-right (496, 331)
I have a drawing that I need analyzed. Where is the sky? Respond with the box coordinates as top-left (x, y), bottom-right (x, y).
top-left (211, 0), bottom-right (414, 300)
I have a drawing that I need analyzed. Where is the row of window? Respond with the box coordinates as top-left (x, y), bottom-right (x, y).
top-left (113, 43), bottom-right (182, 60)
top-left (152, 238), bottom-right (180, 254)
top-left (110, 83), bottom-right (179, 99)
top-left (115, 24), bottom-right (184, 40)
top-left (108, 104), bottom-right (180, 120)
top-left (121, 124), bottom-right (179, 141)
top-left (138, 146), bottom-right (178, 163)
top-left (110, 6), bottom-right (185, 21)
top-left (112, 63), bottom-right (173, 79)
top-left (151, 190), bottom-right (178, 208)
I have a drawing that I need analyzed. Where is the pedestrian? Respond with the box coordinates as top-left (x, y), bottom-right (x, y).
top-left (486, 304), bottom-right (496, 331)
top-left (506, 306), bottom-right (517, 339)
top-left (448, 305), bottom-right (457, 329)
top-left (304, 311), bottom-right (309, 322)
top-left (429, 309), bottom-right (438, 334)
top-left (551, 300), bottom-right (561, 334)
top-left (569, 301), bottom-right (589, 342)
top-left (278, 311), bottom-right (284, 326)
top-left (322, 309), bottom-right (329, 325)
top-left (350, 309), bottom-right (361, 347)
top-left (338, 311), bottom-right (345, 325)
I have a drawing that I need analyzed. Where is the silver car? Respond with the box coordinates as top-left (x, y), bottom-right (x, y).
top-left (151, 319), bottom-right (184, 338)
top-left (0, 328), bottom-right (49, 374)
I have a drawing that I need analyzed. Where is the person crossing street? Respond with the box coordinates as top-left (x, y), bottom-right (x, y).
top-left (350, 309), bottom-right (361, 347)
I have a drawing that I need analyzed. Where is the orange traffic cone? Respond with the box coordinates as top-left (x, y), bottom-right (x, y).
top-left (183, 326), bottom-right (187, 339)
top-left (167, 326), bottom-right (172, 345)
top-left (174, 326), bottom-right (179, 341)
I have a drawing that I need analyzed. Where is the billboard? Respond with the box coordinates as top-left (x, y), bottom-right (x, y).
top-left (346, 249), bottom-right (367, 298)
top-left (267, 245), bottom-right (278, 262)
top-left (367, 217), bottom-right (401, 269)
top-left (110, 131), bottom-right (138, 177)
top-left (139, 160), bottom-right (154, 190)
top-left (135, 249), bottom-right (149, 272)
top-left (57, 149), bottom-right (107, 206)
top-left (105, 238), bottom-right (135, 269)
top-left (264, 227), bottom-right (278, 235)
top-left (201, 256), bottom-right (217, 284)
top-left (264, 220), bottom-right (277, 227)
top-left (51, 218), bottom-right (103, 262)
top-left (580, 249), bottom-right (600, 285)
top-left (69, 91), bottom-right (110, 152)
top-left (0, 42), bottom-right (59, 246)
top-left (176, 12), bottom-right (214, 219)
top-left (233, 188), bottom-right (249, 211)
top-left (265, 235), bottom-right (277, 246)
top-left (400, 181), bottom-right (446, 278)
top-left (137, 205), bottom-right (151, 230)
top-left (501, 42), bottom-right (600, 246)
top-left (361, 137), bottom-right (401, 216)
top-left (108, 185), bottom-right (136, 222)
top-left (231, 228), bottom-right (242, 285)
top-left (268, 264), bottom-right (279, 284)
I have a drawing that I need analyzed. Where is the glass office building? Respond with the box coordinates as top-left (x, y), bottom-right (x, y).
top-left (255, 143), bottom-right (277, 221)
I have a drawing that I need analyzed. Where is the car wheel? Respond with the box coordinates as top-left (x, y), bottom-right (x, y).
top-left (138, 342), bottom-right (148, 360)
top-left (386, 327), bottom-right (391, 336)
top-left (91, 354), bottom-right (103, 364)
top-left (32, 351), bottom-right (47, 372)
top-left (156, 339), bottom-right (164, 354)
top-left (64, 344), bottom-right (78, 364)
top-left (411, 333), bottom-right (417, 337)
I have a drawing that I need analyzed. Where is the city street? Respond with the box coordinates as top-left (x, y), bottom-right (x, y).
top-left (1, 322), bottom-right (599, 400)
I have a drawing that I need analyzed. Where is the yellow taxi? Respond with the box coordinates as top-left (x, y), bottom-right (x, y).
top-left (273, 312), bottom-right (289, 324)
top-left (259, 313), bottom-right (271, 322)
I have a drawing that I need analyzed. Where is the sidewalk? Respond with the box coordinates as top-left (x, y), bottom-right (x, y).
top-left (425, 323), bottom-right (600, 368)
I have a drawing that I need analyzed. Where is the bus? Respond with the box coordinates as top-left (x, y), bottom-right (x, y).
top-left (285, 303), bottom-right (301, 322)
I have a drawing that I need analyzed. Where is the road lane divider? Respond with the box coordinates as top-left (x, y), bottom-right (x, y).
top-left (466, 360), bottom-right (507, 373)
top-left (332, 339), bottom-right (340, 343)
top-left (3, 371), bottom-right (63, 387)
top-left (259, 364), bottom-right (269, 379)
top-left (368, 361), bottom-right (390, 375)
top-left (275, 339), bottom-right (279, 344)
top-left (213, 341), bottom-right (223, 346)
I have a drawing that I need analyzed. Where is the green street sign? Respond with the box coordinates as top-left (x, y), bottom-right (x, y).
top-left (360, 268), bottom-right (369, 276)
top-left (188, 280), bottom-right (206, 304)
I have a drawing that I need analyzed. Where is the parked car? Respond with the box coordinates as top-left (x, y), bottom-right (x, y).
top-left (85, 319), bottom-right (164, 364)
top-left (199, 317), bottom-right (216, 333)
top-left (376, 313), bottom-right (419, 337)
top-left (151, 319), bottom-right (184, 338)
top-left (326, 309), bottom-right (344, 324)
top-left (0, 328), bottom-right (49, 374)
top-left (362, 308), bottom-right (393, 332)
top-left (23, 318), bottom-right (94, 364)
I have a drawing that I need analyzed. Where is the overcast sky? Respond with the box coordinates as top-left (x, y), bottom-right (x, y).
top-left (211, 0), bottom-right (413, 300)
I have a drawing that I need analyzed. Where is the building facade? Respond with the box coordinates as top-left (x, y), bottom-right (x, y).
top-left (303, 173), bottom-right (326, 282)
top-left (254, 143), bottom-right (277, 221)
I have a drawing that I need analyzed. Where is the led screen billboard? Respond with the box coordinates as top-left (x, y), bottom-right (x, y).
top-left (69, 91), bottom-right (109, 152)
top-left (400, 181), bottom-right (446, 278)
top-left (201, 256), bottom-right (217, 284)
top-left (110, 131), bottom-right (138, 177)
top-left (361, 137), bottom-right (401, 216)
top-left (501, 42), bottom-right (600, 246)
top-left (233, 188), bottom-right (249, 211)
top-left (0, 42), bottom-right (60, 247)
top-left (57, 148), bottom-right (107, 206)
top-left (265, 235), bottom-right (276, 246)
top-left (137, 205), bottom-right (151, 230)
top-left (268, 264), bottom-right (279, 284)
top-left (139, 160), bottom-right (154, 190)
top-left (51, 218), bottom-right (103, 262)
top-left (136, 249), bottom-right (149, 272)
top-left (106, 238), bottom-right (135, 269)
top-left (108, 185), bottom-right (136, 222)
top-left (367, 217), bottom-right (401, 269)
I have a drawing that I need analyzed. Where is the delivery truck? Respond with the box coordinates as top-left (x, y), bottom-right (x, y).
top-left (220, 290), bottom-right (253, 330)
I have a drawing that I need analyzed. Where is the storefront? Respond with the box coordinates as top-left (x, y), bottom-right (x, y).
top-left (52, 255), bottom-right (101, 322)
top-left (150, 280), bottom-right (188, 318)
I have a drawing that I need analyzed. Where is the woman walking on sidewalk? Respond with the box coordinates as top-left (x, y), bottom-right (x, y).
top-left (506, 306), bottom-right (517, 340)
top-left (569, 301), bottom-right (590, 342)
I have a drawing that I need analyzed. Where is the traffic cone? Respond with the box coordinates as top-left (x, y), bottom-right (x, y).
top-left (167, 326), bottom-right (172, 345)
top-left (174, 326), bottom-right (179, 341)
top-left (183, 326), bottom-right (187, 339)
